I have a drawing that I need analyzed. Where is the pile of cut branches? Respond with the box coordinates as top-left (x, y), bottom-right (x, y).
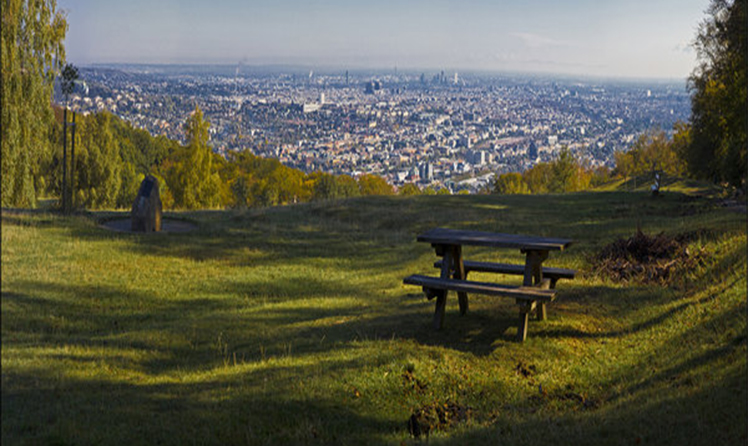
top-left (594, 230), bottom-right (706, 284)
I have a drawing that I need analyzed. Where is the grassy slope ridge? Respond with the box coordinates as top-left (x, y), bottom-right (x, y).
top-left (2, 187), bottom-right (746, 445)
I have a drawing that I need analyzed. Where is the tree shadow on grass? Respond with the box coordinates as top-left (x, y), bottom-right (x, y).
top-left (1, 367), bottom-right (404, 446)
top-left (429, 367), bottom-right (746, 446)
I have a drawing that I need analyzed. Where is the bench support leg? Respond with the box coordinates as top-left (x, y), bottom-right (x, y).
top-left (517, 301), bottom-right (536, 342)
top-left (517, 311), bottom-right (529, 342)
top-left (537, 303), bottom-right (547, 321)
top-left (537, 278), bottom-right (551, 321)
top-left (452, 246), bottom-right (469, 316)
top-left (433, 290), bottom-right (447, 330)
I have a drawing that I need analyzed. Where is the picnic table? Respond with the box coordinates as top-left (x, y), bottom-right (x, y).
top-left (404, 228), bottom-right (576, 342)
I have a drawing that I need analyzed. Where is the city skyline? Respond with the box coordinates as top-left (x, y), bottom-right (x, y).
top-left (59, 0), bottom-right (708, 80)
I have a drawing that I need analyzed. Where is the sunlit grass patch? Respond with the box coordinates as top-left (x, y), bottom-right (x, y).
top-left (2, 187), bottom-right (746, 445)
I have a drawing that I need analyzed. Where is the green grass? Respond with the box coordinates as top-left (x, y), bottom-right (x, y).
top-left (2, 188), bottom-right (746, 445)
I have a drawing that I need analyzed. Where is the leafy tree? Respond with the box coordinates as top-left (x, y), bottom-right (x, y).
top-left (74, 112), bottom-right (122, 208)
top-left (1, 0), bottom-right (67, 207)
top-left (311, 173), bottom-right (340, 200)
top-left (311, 173), bottom-right (360, 201)
top-left (336, 175), bottom-right (360, 198)
top-left (688, 0), bottom-right (747, 188)
top-left (167, 106), bottom-right (223, 209)
top-left (116, 161), bottom-right (141, 209)
top-left (398, 183), bottom-right (421, 196)
top-left (589, 165), bottom-right (612, 188)
top-left (550, 148), bottom-right (586, 192)
top-left (230, 174), bottom-right (252, 208)
top-left (522, 162), bottom-right (553, 194)
top-left (358, 174), bottom-right (393, 195)
top-left (494, 172), bottom-right (530, 194)
top-left (613, 128), bottom-right (687, 179)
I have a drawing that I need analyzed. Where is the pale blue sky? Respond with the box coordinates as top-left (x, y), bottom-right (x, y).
top-left (58, 0), bottom-right (708, 79)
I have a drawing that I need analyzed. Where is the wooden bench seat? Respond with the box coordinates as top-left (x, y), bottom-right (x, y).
top-left (434, 260), bottom-right (575, 284)
top-left (403, 274), bottom-right (556, 340)
top-left (403, 274), bottom-right (556, 301)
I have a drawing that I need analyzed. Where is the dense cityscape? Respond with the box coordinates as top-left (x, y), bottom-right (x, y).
top-left (63, 65), bottom-right (691, 193)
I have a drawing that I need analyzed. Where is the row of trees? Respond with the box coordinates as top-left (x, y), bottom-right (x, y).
top-left (39, 105), bottom-right (402, 210)
top-left (612, 124), bottom-right (690, 180)
top-left (494, 148), bottom-right (609, 195)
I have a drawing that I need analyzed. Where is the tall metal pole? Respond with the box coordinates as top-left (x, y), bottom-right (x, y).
top-left (62, 108), bottom-right (68, 214)
top-left (70, 111), bottom-right (76, 211)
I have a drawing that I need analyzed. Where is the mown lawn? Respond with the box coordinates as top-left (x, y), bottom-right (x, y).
top-left (2, 189), bottom-right (746, 445)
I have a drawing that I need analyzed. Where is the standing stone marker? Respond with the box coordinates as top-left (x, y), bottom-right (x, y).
top-left (131, 175), bottom-right (162, 232)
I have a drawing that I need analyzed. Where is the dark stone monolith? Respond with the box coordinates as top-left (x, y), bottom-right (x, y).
top-left (131, 175), bottom-right (162, 232)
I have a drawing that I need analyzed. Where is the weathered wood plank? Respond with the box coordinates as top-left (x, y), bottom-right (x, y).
top-left (433, 260), bottom-right (576, 281)
top-left (403, 275), bottom-right (556, 301)
top-left (418, 228), bottom-right (573, 251)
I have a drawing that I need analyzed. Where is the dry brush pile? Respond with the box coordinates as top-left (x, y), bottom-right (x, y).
top-left (593, 230), bottom-right (707, 285)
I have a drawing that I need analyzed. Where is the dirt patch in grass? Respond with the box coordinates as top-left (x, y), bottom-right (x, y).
top-left (407, 401), bottom-right (473, 439)
top-left (593, 230), bottom-right (707, 285)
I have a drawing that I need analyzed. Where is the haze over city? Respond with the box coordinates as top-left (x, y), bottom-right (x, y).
top-left (59, 0), bottom-right (706, 79)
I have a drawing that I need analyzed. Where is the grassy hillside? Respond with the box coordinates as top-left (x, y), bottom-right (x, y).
top-left (2, 188), bottom-right (746, 445)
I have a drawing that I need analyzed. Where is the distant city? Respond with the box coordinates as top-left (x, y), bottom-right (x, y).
top-left (61, 65), bottom-right (691, 193)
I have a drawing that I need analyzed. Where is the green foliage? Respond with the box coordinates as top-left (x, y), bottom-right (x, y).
top-left (522, 162), bottom-right (553, 194)
top-left (225, 150), bottom-right (308, 208)
top-left (589, 165), bottom-right (612, 188)
top-left (494, 172), bottom-right (530, 194)
top-left (335, 175), bottom-right (361, 198)
top-left (497, 149), bottom-right (600, 195)
top-left (111, 118), bottom-right (171, 174)
top-left (1, 0), bottom-right (67, 207)
top-left (614, 128), bottom-right (687, 179)
top-left (687, 0), bottom-right (747, 188)
top-left (60, 63), bottom-right (78, 100)
top-left (310, 173), bottom-right (360, 201)
top-left (550, 148), bottom-right (590, 192)
top-left (166, 106), bottom-right (223, 209)
top-left (358, 173), bottom-right (394, 196)
top-left (74, 112), bottom-right (122, 208)
top-left (398, 183), bottom-right (421, 196)
top-left (117, 161), bottom-right (141, 209)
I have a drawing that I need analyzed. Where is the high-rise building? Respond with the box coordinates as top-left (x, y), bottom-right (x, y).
top-left (419, 162), bottom-right (434, 181)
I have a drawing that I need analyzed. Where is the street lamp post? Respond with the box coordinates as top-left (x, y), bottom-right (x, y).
top-left (60, 63), bottom-right (79, 214)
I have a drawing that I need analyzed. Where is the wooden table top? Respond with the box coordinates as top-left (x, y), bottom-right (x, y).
top-left (417, 228), bottom-right (573, 251)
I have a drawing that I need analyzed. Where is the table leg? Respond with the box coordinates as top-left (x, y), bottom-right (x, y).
top-left (520, 250), bottom-right (549, 337)
top-left (522, 250), bottom-right (548, 287)
top-left (433, 290), bottom-right (447, 330)
top-left (452, 245), bottom-right (469, 315)
top-left (431, 245), bottom-right (454, 330)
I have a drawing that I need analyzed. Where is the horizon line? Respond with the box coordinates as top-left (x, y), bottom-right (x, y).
top-left (76, 61), bottom-right (689, 84)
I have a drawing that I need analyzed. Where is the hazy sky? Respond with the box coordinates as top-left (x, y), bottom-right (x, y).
top-left (58, 0), bottom-right (709, 79)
